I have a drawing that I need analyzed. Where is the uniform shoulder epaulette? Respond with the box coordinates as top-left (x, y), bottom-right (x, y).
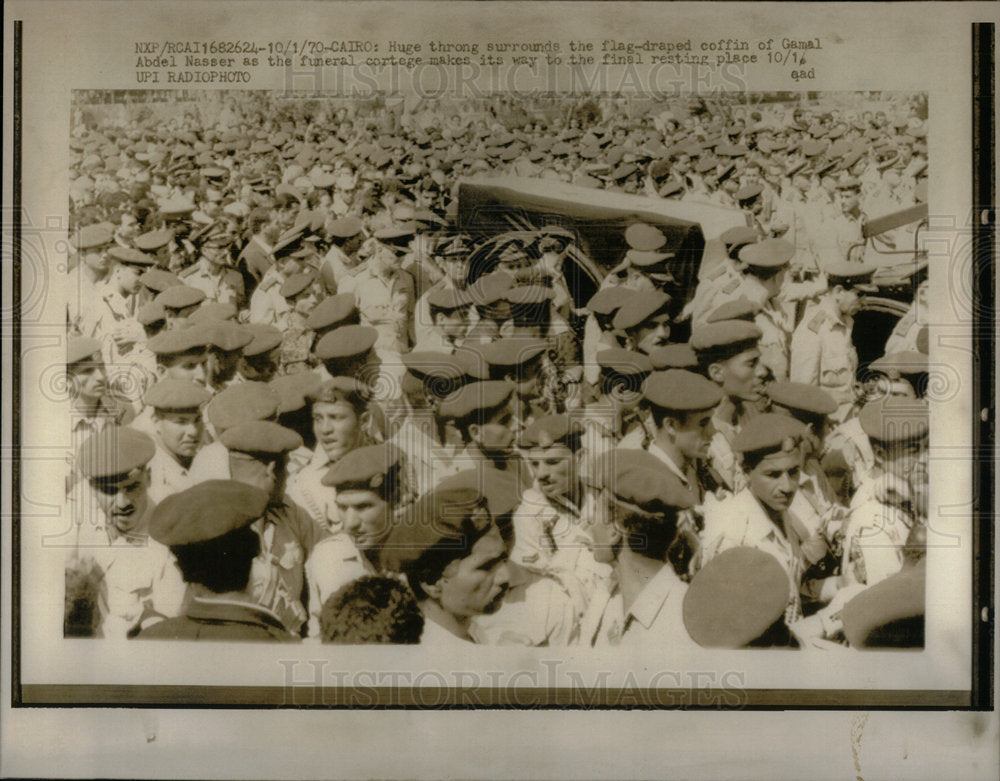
top-left (178, 264), bottom-right (198, 278)
top-left (807, 311), bottom-right (829, 333)
top-left (721, 278), bottom-right (740, 294)
top-left (706, 265), bottom-right (727, 281)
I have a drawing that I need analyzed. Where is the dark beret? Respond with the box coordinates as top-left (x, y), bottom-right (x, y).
top-left (150, 480), bottom-right (269, 547)
top-left (77, 426), bottom-right (155, 479)
top-left (219, 420), bottom-right (303, 454)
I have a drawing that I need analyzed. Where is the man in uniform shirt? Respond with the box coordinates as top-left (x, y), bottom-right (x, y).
top-left (67, 224), bottom-right (114, 337)
top-left (351, 232), bottom-right (416, 355)
top-left (180, 225), bottom-right (244, 307)
top-left (219, 419), bottom-right (327, 637)
top-left (319, 216), bottom-right (366, 293)
top-left (734, 238), bottom-right (798, 382)
top-left (65, 426), bottom-right (185, 639)
top-left (286, 377), bottom-right (370, 531)
top-left (690, 319), bottom-right (769, 493)
top-left (380, 486), bottom-right (512, 645)
top-left (138, 480), bottom-right (299, 642)
top-left (143, 378), bottom-right (210, 503)
top-left (841, 397), bottom-right (928, 588)
top-left (413, 234), bottom-right (474, 348)
top-left (790, 260), bottom-right (877, 419)
top-left (511, 415), bottom-right (611, 615)
top-left (578, 449), bottom-right (699, 649)
top-left (305, 443), bottom-right (402, 636)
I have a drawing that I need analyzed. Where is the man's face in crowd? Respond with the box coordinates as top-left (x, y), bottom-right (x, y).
top-left (469, 403), bottom-right (514, 457)
top-left (115, 263), bottom-right (142, 296)
top-left (91, 468), bottom-right (151, 535)
top-left (433, 307), bottom-right (469, 342)
top-left (70, 360), bottom-right (107, 403)
top-left (155, 409), bottom-right (203, 460)
top-left (527, 443), bottom-right (576, 502)
top-left (239, 352), bottom-right (278, 382)
top-left (875, 436), bottom-right (926, 480)
top-left (335, 489), bottom-right (390, 550)
top-left (668, 408), bottom-right (716, 461)
top-left (202, 244), bottom-right (230, 270)
top-left (432, 524), bottom-right (511, 619)
top-left (292, 287), bottom-right (318, 317)
top-left (442, 255), bottom-right (467, 285)
top-left (82, 246), bottom-right (111, 275)
top-left (161, 351), bottom-right (208, 387)
top-left (632, 312), bottom-right (672, 355)
top-left (833, 284), bottom-right (861, 317)
top-left (710, 347), bottom-right (767, 403)
top-left (312, 400), bottom-right (362, 461)
top-left (747, 448), bottom-right (802, 514)
top-left (371, 242), bottom-right (398, 275)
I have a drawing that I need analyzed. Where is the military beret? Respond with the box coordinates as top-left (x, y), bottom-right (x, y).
top-left (306, 293), bottom-right (357, 331)
top-left (438, 380), bottom-right (514, 420)
top-left (586, 286), bottom-right (632, 316)
top-left (207, 381), bottom-right (278, 431)
top-left (315, 325), bottom-right (378, 362)
top-left (647, 343), bottom-right (699, 371)
top-left (767, 382), bottom-right (837, 417)
top-left (379, 486), bottom-right (492, 574)
top-left (858, 397), bottom-right (929, 443)
top-left (155, 285), bottom-right (207, 311)
top-left (481, 337), bottom-right (548, 369)
top-left (279, 272), bottom-right (314, 299)
top-left (469, 271), bottom-right (515, 307)
top-left (190, 300), bottom-right (237, 324)
top-left (427, 285), bottom-right (473, 310)
top-left (624, 223), bottom-right (666, 252)
top-left (738, 238), bottom-right (794, 269)
top-left (67, 335), bottom-right (103, 365)
top-left (612, 289), bottom-right (671, 331)
top-left (77, 426), bottom-right (155, 480)
top-left (139, 268), bottom-right (182, 294)
top-left (841, 559), bottom-right (925, 648)
top-left (71, 224), bottom-right (114, 251)
top-left (596, 348), bottom-right (653, 377)
top-left (321, 443), bottom-right (401, 490)
top-left (270, 371), bottom-right (323, 414)
top-left (735, 183), bottom-right (763, 201)
top-left (690, 320), bottom-right (762, 352)
top-left (201, 166), bottom-right (228, 179)
top-left (219, 420), bottom-right (303, 454)
top-left (610, 449), bottom-right (694, 515)
top-left (825, 259), bottom-right (877, 288)
top-left (451, 345), bottom-right (490, 381)
top-left (134, 228), bottom-right (174, 251)
top-left (242, 323), bottom-right (283, 357)
top-left (143, 377), bottom-right (211, 411)
top-left (374, 224), bottom-right (415, 243)
top-left (719, 225), bottom-right (759, 250)
top-left (314, 376), bottom-right (369, 405)
top-left (682, 547), bottom-right (789, 648)
top-left (707, 297), bottom-right (760, 323)
top-left (437, 234), bottom-right (474, 258)
top-left (150, 480), bottom-right (269, 547)
top-left (326, 216), bottom-right (365, 238)
top-left (137, 301), bottom-right (167, 327)
top-left (159, 196), bottom-right (196, 217)
top-left (520, 414), bottom-right (582, 449)
top-left (869, 350), bottom-right (929, 380)
top-left (733, 413), bottom-right (806, 455)
top-left (643, 369), bottom-right (723, 411)
top-left (146, 327), bottom-right (210, 356)
top-left (108, 246), bottom-right (156, 267)
top-left (401, 351), bottom-right (468, 384)
top-left (436, 466), bottom-right (522, 518)
top-left (626, 248), bottom-right (674, 268)
top-left (505, 285), bottom-right (552, 307)
top-left (205, 321), bottom-right (253, 353)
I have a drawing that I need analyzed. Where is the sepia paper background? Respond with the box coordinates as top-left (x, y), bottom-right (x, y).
top-left (2, 1), bottom-right (997, 778)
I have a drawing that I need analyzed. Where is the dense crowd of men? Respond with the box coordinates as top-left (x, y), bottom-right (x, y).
top-left (63, 92), bottom-right (930, 649)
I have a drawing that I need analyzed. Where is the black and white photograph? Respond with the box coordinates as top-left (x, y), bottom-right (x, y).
top-left (2, 2), bottom-right (995, 779)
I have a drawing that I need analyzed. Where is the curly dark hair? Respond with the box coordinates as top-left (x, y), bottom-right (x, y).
top-left (320, 576), bottom-right (424, 644)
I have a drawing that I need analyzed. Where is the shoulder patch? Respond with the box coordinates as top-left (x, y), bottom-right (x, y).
top-left (722, 278), bottom-right (740, 294)
top-left (706, 265), bottom-right (727, 281)
top-left (178, 265), bottom-right (198, 278)
top-left (807, 311), bottom-right (828, 333)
